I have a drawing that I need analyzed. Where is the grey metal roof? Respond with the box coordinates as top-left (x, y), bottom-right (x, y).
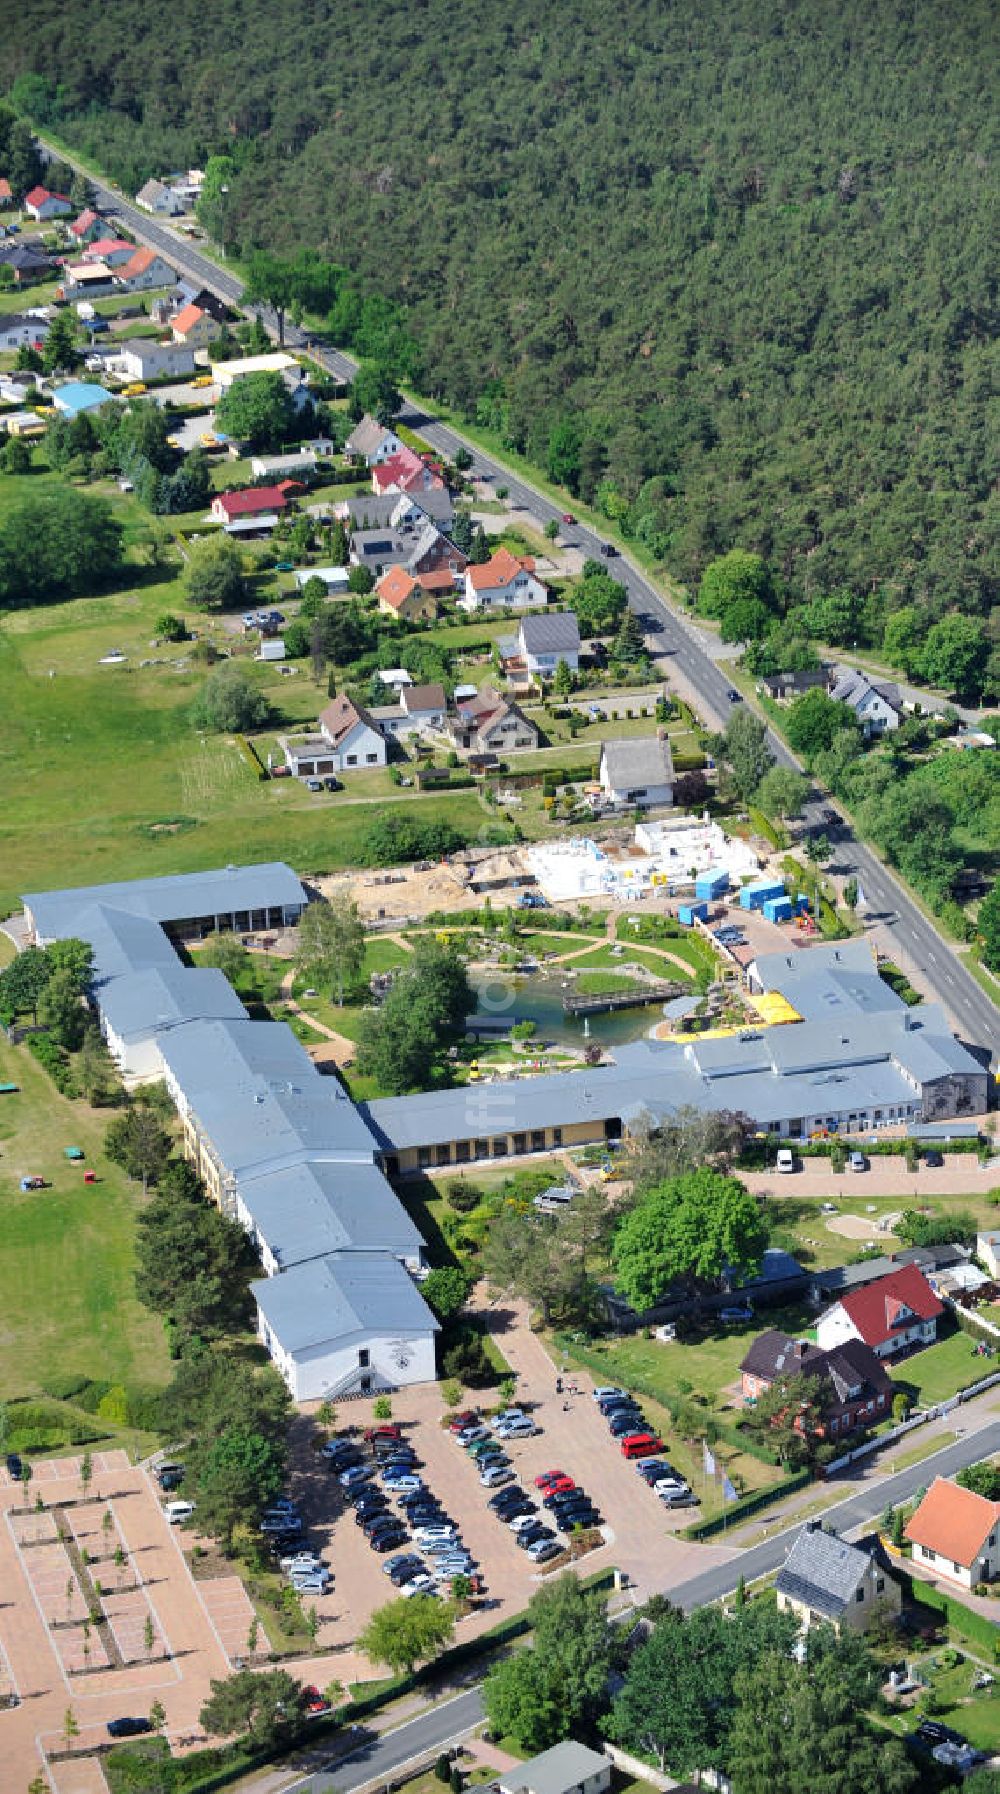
top-left (600, 736), bottom-right (674, 791)
top-left (500, 1741), bottom-right (612, 1794)
top-left (251, 1251), bottom-right (438, 1353)
top-left (240, 1161), bottom-right (424, 1267)
top-left (346, 415), bottom-right (394, 457)
top-left (341, 495), bottom-right (397, 529)
top-left (519, 612), bottom-right (581, 655)
top-left (24, 862), bottom-right (305, 941)
top-left (776, 1527), bottom-right (874, 1620)
top-left (99, 964), bottom-right (247, 1041)
top-left (396, 488), bottom-right (454, 526)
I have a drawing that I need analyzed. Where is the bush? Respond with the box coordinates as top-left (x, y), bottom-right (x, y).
top-left (235, 735), bottom-right (268, 781)
top-left (26, 1030), bottom-right (77, 1095)
top-left (41, 1373), bottom-right (91, 1402)
top-left (446, 1180), bottom-right (484, 1214)
top-left (97, 1385), bottom-right (131, 1426)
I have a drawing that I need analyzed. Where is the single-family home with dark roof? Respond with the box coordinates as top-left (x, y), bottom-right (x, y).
top-left (0, 312), bottom-right (50, 353)
top-left (905, 1477), bottom-right (1000, 1589)
top-left (280, 696), bottom-right (388, 777)
top-left (502, 611), bottom-right (581, 678)
top-left (450, 687), bottom-right (540, 757)
top-left (599, 736), bottom-right (674, 809)
top-left (829, 667), bottom-right (902, 738)
top-left (371, 683), bottom-right (448, 742)
top-left (776, 1522), bottom-right (900, 1632)
top-left (759, 667), bottom-right (829, 701)
top-left (816, 1262), bottom-right (943, 1359)
top-left (739, 1329), bottom-right (893, 1438)
top-left (0, 241), bottom-right (54, 284)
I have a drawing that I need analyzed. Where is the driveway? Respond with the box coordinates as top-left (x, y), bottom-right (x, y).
top-left (741, 1153), bottom-right (1000, 1202)
top-left (0, 1451), bottom-right (234, 1788)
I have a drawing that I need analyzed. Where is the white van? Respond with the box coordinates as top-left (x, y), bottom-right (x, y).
top-left (164, 1499), bottom-right (195, 1524)
top-left (775, 1149), bottom-right (796, 1174)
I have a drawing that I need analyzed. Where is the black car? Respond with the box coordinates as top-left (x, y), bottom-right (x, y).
top-left (498, 1500), bottom-right (536, 1521)
top-left (489, 1487), bottom-right (527, 1512)
top-left (6, 1452), bottom-right (24, 1481)
top-left (600, 542), bottom-right (619, 557)
top-left (516, 1525), bottom-right (554, 1549)
top-left (108, 1717), bottom-right (153, 1739)
top-left (923, 1151), bottom-right (944, 1168)
top-left (361, 1514), bottom-right (400, 1538)
top-left (555, 1506), bottom-right (600, 1530)
top-left (371, 1529), bottom-right (409, 1553)
top-left (597, 1395), bottom-right (640, 1416)
top-left (727, 689), bottom-right (741, 702)
top-left (390, 1561), bottom-right (424, 1586)
top-left (550, 1490), bottom-right (594, 1512)
top-left (609, 1412), bottom-right (647, 1438)
top-left (323, 776), bottom-right (342, 792)
top-left (915, 1721), bottom-right (965, 1747)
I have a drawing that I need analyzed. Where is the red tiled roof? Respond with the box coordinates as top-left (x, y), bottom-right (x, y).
top-left (83, 238), bottom-right (133, 260)
top-left (214, 487), bottom-right (289, 518)
top-left (70, 208), bottom-right (99, 236)
top-left (466, 548), bottom-right (537, 593)
top-left (905, 1477), bottom-right (1000, 1568)
top-left (171, 302), bottom-right (205, 336)
top-left (835, 1263), bottom-right (943, 1348)
top-left (414, 567), bottom-right (455, 592)
top-left (318, 693), bottom-right (377, 748)
top-left (25, 185), bottom-right (54, 207)
top-left (120, 246), bottom-right (160, 278)
top-left (377, 566), bottom-right (418, 611)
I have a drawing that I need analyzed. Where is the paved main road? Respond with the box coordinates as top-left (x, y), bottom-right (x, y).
top-left (670, 1416), bottom-right (1000, 1612)
top-left (44, 139), bottom-right (999, 1059)
top-left (287, 1687), bottom-right (485, 1794)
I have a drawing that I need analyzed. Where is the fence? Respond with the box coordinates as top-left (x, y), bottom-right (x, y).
top-left (822, 1362), bottom-right (1000, 1477)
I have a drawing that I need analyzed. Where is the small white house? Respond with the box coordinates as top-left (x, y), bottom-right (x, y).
top-left (252, 1252), bottom-right (439, 1401)
top-left (499, 1742), bottom-right (612, 1794)
top-left (977, 1230), bottom-right (1000, 1278)
top-left (599, 736), bottom-right (674, 809)
top-left (0, 313), bottom-right (50, 353)
top-left (250, 449), bottom-right (318, 482)
top-left (135, 178), bottom-right (185, 216)
top-left (829, 669), bottom-right (902, 738)
top-left (281, 695), bottom-right (387, 777)
top-left (345, 414), bottom-right (403, 465)
top-left (293, 566), bottom-right (351, 597)
top-left (462, 548), bottom-right (547, 611)
top-left (906, 1477), bottom-right (1000, 1590)
top-left (516, 611), bottom-right (581, 675)
top-left (110, 340), bottom-right (197, 383)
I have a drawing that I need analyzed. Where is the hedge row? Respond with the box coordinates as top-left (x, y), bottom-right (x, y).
top-left (39, 1375), bottom-right (164, 1432)
top-left (235, 735), bottom-right (268, 781)
top-left (681, 1468), bottom-right (813, 1539)
top-left (27, 1031), bottom-right (78, 1096)
top-left (898, 1570), bottom-right (1000, 1660)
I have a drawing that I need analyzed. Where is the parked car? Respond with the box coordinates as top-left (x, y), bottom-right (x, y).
top-left (399, 1572), bottom-right (436, 1597)
top-left (260, 1514), bottom-right (301, 1535)
top-left (658, 1487), bottom-right (697, 1508)
top-left (637, 1460), bottom-right (675, 1485)
top-left (339, 1465), bottom-right (373, 1489)
top-left (526, 1536), bottom-right (564, 1560)
top-left (389, 1561), bottom-right (425, 1587)
top-left (457, 1425), bottom-right (490, 1446)
top-left (414, 1524), bottom-right (460, 1545)
top-left (608, 1411), bottom-right (647, 1438)
top-left (620, 1434), bottom-right (663, 1460)
top-left (480, 1464), bottom-right (514, 1489)
top-left (775, 1149), bottom-right (796, 1173)
top-left (371, 1529), bottom-right (409, 1553)
top-left (600, 542), bottom-right (619, 557)
top-left (516, 1524), bottom-right (554, 1549)
top-left (848, 1151), bottom-right (867, 1172)
top-left (448, 1411), bottom-right (480, 1432)
top-left (289, 1569), bottom-right (332, 1594)
top-left (107, 1717), bottom-right (153, 1738)
top-left (381, 1473), bottom-right (423, 1493)
top-left (592, 1387), bottom-right (629, 1404)
top-left (561, 512), bottom-right (576, 524)
top-left (302, 1685), bottom-right (332, 1717)
top-left (155, 1461), bottom-right (184, 1491)
top-left (164, 1500), bottom-right (195, 1523)
top-left (719, 1305), bottom-right (753, 1324)
top-left (365, 1424), bottom-right (403, 1444)
top-left (493, 1409), bottom-right (526, 1427)
top-left (509, 1511), bottom-right (541, 1532)
top-left (6, 1452), bottom-right (24, 1481)
top-left (305, 778), bottom-right (323, 793)
top-left (489, 1487), bottom-right (527, 1512)
top-left (924, 1150), bottom-right (944, 1168)
top-left (281, 1551), bottom-right (325, 1573)
top-left (495, 1417), bottom-right (538, 1439)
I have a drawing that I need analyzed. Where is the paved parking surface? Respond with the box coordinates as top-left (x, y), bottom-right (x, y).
top-left (0, 1452), bottom-right (234, 1788)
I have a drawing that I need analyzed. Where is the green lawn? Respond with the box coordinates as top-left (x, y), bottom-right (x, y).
top-left (891, 1327), bottom-right (995, 1409)
top-left (881, 1651), bottom-right (1000, 1753)
top-left (0, 1036), bottom-right (172, 1398)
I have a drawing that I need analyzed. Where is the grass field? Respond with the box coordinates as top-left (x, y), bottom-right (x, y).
top-left (892, 1327), bottom-right (995, 1409)
top-left (0, 1035), bottom-right (171, 1398)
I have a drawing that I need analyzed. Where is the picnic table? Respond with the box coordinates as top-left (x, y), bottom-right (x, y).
top-left (0, 1082), bottom-right (19, 1094)
top-left (63, 1146), bottom-right (84, 1161)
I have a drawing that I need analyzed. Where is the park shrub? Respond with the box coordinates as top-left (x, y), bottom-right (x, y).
top-left (41, 1373), bottom-right (92, 1401)
top-left (897, 1571), bottom-right (1000, 1661)
top-left (73, 1379), bottom-right (114, 1414)
top-left (97, 1385), bottom-right (131, 1426)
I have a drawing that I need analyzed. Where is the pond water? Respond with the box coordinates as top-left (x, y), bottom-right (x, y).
top-left (469, 968), bottom-right (658, 1049)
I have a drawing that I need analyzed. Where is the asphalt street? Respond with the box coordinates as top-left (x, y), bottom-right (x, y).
top-left (287, 1687), bottom-right (485, 1794)
top-left (46, 145), bottom-right (1000, 1062)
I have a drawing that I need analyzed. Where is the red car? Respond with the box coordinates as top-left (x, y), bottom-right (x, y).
top-left (449, 1411), bottom-right (479, 1433)
top-left (561, 512), bottom-right (575, 524)
top-left (535, 1469), bottom-right (571, 1490)
top-left (364, 1424), bottom-right (402, 1444)
top-left (301, 1685), bottom-right (332, 1717)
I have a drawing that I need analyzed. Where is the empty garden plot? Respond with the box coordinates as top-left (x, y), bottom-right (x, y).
top-left (22, 1541), bottom-right (91, 1629)
top-left (102, 1584), bottom-right (167, 1664)
top-left (54, 1620), bottom-right (113, 1676)
top-left (194, 1573), bottom-right (260, 1666)
top-left (9, 1508), bottom-right (60, 1548)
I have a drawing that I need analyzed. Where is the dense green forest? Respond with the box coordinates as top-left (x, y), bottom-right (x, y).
top-left (1, 0), bottom-right (997, 686)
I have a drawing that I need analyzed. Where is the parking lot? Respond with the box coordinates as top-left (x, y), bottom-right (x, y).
top-left (281, 1302), bottom-right (737, 1672)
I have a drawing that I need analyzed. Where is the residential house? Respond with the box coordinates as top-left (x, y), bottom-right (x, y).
top-left (977, 1230), bottom-right (1000, 1278)
top-left (135, 177), bottom-right (185, 216)
top-left (116, 247), bottom-right (177, 291)
top-left (450, 687), bottom-right (539, 757)
top-left (0, 312), bottom-right (50, 353)
top-left (498, 1742), bottom-right (612, 1794)
top-left (345, 414), bottom-right (403, 465)
top-left (23, 185), bottom-right (72, 221)
top-left (0, 242), bottom-right (54, 284)
top-left (829, 667), bottom-right (902, 738)
top-left (391, 487), bottom-right (455, 532)
top-left (759, 668), bottom-right (829, 702)
top-left (0, 367), bottom-right (43, 404)
top-left (372, 683), bottom-right (448, 742)
top-left (372, 446), bottom-right (446, 497)
top-left (905, 1477), bottom-right (1000, 1589)
top-left (250, 449), bottom-right (317, 483)
top-left (82, 237), bottom-right (137, 269)
top-left (211, 487), bottom-right (291, 527)
top-left (252, 1251), bottom-right (438, 1402)
top-left (61, 260), bottom-right (117, 300)
top-left (350, 528), bottom-right (409, 580)
top-left (68, 208), bottom-right (102, 244)
top-left (293, 566), bottom-right (351, 598)
top-left (213, 354), bottom-right (310, 410)
top-left (461, 548), bottom-right (548, 611)
top-left (815, 1262), bottom-right (943, 1360)
top-left (170, 301), bottom-right (221, 349)
top-left (739, 1331), bottom-right (893, 1439)
top-left (599, 736), bottom-right (674, 809)
top-left (776, 1522), bottom-right (900, 1632)
top-left (502, 612), bottom-right (581, 680)
top-left (1, 409), bottom-right (47, 438)
top-left (109, 340), bottom-right (197, 384)
top-left (281, 695), bottom-right (388, 778)
top-left (376, 567), bottom-right (440, 623)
